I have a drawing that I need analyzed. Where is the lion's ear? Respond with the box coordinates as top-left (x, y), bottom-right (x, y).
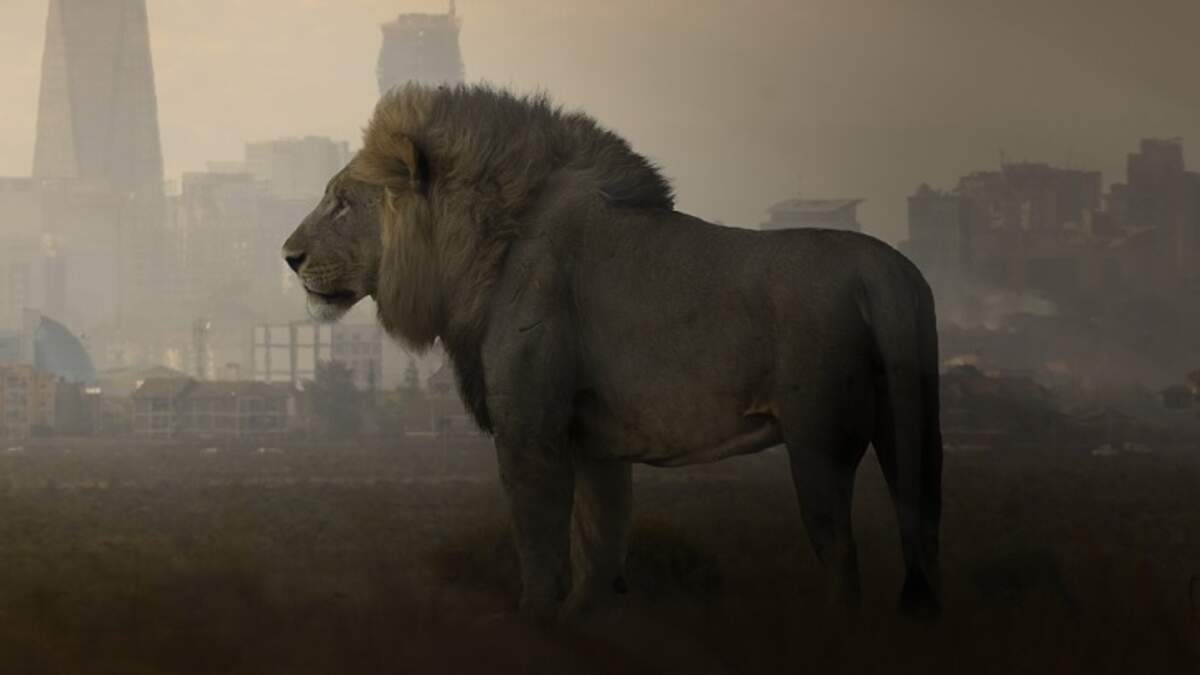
top-left (394, 136), bottom-right (426, 191)
top-left (353, 134), bottom-right (427, 195)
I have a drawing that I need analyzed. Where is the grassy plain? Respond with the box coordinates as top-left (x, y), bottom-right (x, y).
top-left (0, 439), bottom-right (1197, 674)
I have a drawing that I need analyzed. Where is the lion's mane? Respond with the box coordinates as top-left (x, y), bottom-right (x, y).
top-left (351, 84), bottom-right (675, 430)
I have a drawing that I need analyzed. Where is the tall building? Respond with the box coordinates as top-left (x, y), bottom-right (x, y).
top-left (245, 137), bottom-right (352, 200)
top-left (164, 136), bottom-right (350, 321)
top-left (31, 0), bottom-right (166, 329)
top-left (0, 179), bottom-right (44, 331)
top-left (0, 363), bottom-right (58, 441)
top-left (901, 140), bottom-right (1200, 303)
top-left (903, 184), bottom-right (972, 287)
top-left (1112, 138), bottom-right (1200, 286)
top-left (32, 0), bottom-right (163, 195)
top-left (956, 163), bottom-right (1102, 233)
top-left (378, 2), bottom-right (465, 94)
top-left (165, 172), bottom-right (263, 313)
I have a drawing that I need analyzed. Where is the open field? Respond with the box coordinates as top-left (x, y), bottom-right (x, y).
top-left (0, 439), bottom-right (1197, 674)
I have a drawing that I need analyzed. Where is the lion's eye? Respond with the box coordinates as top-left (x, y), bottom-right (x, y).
top-left (332, 199), bottom-right (351, 221)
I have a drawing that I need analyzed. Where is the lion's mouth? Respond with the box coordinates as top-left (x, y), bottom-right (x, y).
top-left (305, 287), bottom-right (359, 304)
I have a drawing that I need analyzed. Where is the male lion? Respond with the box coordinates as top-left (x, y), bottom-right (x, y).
top-left (282, 84), bottom-right (943, 621)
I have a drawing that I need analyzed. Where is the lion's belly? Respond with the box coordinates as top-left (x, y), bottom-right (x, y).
top-left (571, 388), bottom-right (783, 466)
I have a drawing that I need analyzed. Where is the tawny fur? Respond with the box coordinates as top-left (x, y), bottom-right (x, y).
top-left (285, 83), bottom-right (944, 619)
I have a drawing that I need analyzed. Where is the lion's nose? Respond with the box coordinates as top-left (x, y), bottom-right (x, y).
top-left (284, 250), bottom-right (306, 273)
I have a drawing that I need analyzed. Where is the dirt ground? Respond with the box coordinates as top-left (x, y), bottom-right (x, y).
top-left (0, 439), bottom-right (1197, 674)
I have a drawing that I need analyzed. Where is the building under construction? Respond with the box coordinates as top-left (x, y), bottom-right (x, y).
top-left (377, 2), bottom-right (465, 94)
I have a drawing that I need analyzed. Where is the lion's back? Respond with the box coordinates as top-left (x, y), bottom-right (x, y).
top-left (564, 204), bottom-right (915, 311)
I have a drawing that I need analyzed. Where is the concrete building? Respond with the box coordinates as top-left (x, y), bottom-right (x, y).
top-left (163, 137), bottom-right (349, 328)
top-left (759, 198), bottom-right (864, 232)
top-left (1110, 138), bottom-right (1200, 289)
top-left (130, 377), bottom-right (191, 438)
top-left (164, 170), bottom-right (311, 318)
top-left (903, 184), bottom-right (972, 289)
top-left (957, 163), bottom-right (1102, 233)
top-left (245, 137), bottom-right (352, 200)
top-left (0, 178), bottom-right (73, 329)
top-left (378, 2), bottom-right (465, 94)
top-left (165, 172), bottom-right (262, 312)
top-left (132, 377), bottom-right (296, 439)
top-left (901, 140), bottom-right (1200, 303)
top-left (96, 364), bottom-right (189, 399)
top-left (0, 363), bottom-right (58, 441)
top-left (0, 179), bottom-right (46, 330)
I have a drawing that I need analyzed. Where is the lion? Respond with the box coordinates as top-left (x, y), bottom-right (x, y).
top-left (282, 84), bottom-right (943, 621)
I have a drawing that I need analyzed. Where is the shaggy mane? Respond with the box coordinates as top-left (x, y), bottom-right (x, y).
top-left (351, 84), bottom-right (675, 431)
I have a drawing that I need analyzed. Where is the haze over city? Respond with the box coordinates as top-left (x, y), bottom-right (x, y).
top-left (2, 0), bottom-right (1198, 241)
top-left (0, 2), bottom-right (1199, 673)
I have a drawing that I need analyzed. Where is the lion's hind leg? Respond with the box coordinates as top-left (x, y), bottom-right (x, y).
top-left (872, 412), bottom-right (941, 616)
top-left (781, 405), bottom-right (870, 610)
top-left (563, 455), bottom-right (633, 618)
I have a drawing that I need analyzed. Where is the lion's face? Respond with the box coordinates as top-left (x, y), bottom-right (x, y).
top-left (281, 167), bottom-right (385, 322)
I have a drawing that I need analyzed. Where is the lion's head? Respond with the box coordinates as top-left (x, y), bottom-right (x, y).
top-left (281, 165), bottom-right (387, 323)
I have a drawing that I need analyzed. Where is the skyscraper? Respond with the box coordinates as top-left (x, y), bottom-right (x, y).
top-left (378, 1), bottom-right (465, 95)
top-left (33, 0), bottom-right (164, 195)
top-left (30, 0), bottom-right (165, 329)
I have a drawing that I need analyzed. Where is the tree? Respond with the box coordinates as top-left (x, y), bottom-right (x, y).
top-left (309, 360), bottom-right (364, 437)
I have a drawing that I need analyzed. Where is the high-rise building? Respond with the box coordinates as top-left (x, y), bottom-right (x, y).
top-left (31, 0), bottom-right (166, 328)
top-left (378, 2), bottom-right (465, 94)
top-left (33, 0), bottom-right (163, 195)
top-left (904, 184), bottom-right (972, 287)
top-left (901, 139), bottom-right (1200, 302)
top-left (245, 137), bottom-right (352, 200)
top-left (1118, 138), bottom-right (1200, 285)
top-left (0, 179), bottom-right (46, 331)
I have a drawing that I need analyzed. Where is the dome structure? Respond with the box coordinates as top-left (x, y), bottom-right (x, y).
top-left (32, 314), bottom-right (96, 385)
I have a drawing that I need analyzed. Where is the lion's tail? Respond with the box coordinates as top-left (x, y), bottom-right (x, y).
top-left (860, 247), bottom-right (943, 612)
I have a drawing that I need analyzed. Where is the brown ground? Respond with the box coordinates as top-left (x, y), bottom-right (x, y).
top-left (0, 439), bottom-right (1197, 674)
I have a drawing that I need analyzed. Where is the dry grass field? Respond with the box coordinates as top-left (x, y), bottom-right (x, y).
top-left (0, 439), bottom-right (1197, 674)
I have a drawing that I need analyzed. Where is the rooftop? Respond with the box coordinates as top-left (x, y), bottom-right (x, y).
top-left (132, 377), bottom-right (193, 400)
top-left (187, 381), bottom-right (292, 400)
top-left (767, 198), bottom-right (864, 216)
top-left (134, 378), bottom-right (295, 401)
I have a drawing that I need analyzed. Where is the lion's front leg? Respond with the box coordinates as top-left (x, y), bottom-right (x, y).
top-left (495, 433), bottom-right (575, 623)
top-left (564, 455), bottom-right (632, 618)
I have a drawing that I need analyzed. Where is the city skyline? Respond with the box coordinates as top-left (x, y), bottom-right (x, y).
top-left (1, 1), bottom-right (1198, 241)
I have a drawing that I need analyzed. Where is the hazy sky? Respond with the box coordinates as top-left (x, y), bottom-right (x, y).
top-left (2, 0), bottom-right (1198, 242)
